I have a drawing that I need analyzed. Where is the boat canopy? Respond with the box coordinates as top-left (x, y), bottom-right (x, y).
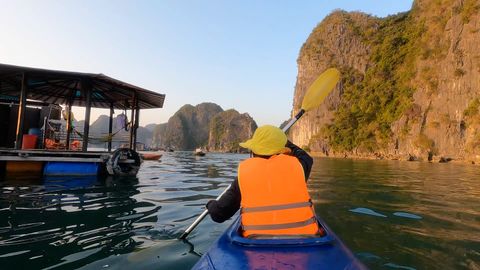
top-left (0, 63), bottom-right (165, 109)
top-left (0, 63), bottom-right (165, 151)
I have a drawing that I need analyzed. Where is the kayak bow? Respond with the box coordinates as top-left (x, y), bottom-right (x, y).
top-left (192, 215), bottom-right (366, 270)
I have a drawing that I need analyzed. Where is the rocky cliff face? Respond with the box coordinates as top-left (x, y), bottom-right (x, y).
top-left (290, 11), bottom-right (377, 151)
top-left (290, 0), bottom-right (480, 163)
top-left (161, 103), bottom-right (223, 150)
top-left (151, 123), bottom-right (167, 149)
top-left (154, 103), bottom-right (258, 151)
top-left (208, 109), bottom-right (257, 152)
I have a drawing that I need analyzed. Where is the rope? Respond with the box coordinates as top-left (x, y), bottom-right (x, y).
top-left (73, 123), bottom-right (130, 143)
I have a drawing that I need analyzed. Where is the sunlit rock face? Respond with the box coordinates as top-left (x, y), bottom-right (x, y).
top-left (160, 103), bottom-right (223, 150)
top-left (208, 109), bottom-right (257, 153)
top-left (290, 0), bottom-right (480, 163)
top-left (154, 103), bottom-right (257, 152)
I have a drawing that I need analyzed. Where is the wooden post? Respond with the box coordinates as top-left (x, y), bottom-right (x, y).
top-left (82, 79), bottom-right (92, 152)
top-left (65, 98), bottom-right (73, 150)
top-left (133, 98), bottom-right (140, 151)
top-left (15, 73), bottom-right (28, 149)
top-left (42, 116), bottom-right (47, 149)
top-left (129, 93), bottom-right (136, 150)
top-left (108, 102), bottom-right (113, 152)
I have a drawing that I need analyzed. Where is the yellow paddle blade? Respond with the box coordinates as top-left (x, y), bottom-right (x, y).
top-left (301, 68), bottom-right (340, 111)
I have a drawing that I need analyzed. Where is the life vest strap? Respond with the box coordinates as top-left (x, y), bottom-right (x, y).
top-left (241, 201), bottom-right (312, 214)
top-left (242, 216), bottom-right (316, 231)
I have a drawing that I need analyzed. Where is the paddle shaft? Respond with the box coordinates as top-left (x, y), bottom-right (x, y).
top-left (180, 185), bottom-right (230, 239)
top-left (178, 109), bottom-right (305, 240)
top-left (281, 109), bottom-right (304, 133)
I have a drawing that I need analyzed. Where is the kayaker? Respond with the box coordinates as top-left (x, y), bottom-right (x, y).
top-left (206, 125), bottom-right (321, 237)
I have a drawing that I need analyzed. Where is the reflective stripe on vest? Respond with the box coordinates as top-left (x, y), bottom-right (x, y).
top-left (241, 201), bottom-right (312, 214)
top-left (242, 217), bottom-right (316, 231)
top-left (238, 154), bottom-right (319, 237)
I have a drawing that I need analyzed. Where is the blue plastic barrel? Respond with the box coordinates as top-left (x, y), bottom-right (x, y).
top-left (43, 162), bottom-right (100, 176)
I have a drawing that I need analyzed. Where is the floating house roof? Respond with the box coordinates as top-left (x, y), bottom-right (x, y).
top-left (0, 63), bottom-right (165, 109)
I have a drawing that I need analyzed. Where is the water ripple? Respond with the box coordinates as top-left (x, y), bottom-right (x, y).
top-left (0, 153), bottom-right (478, 270)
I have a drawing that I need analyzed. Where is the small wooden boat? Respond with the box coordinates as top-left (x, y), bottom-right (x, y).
top-left (141, 153), bottom-right (162, 161)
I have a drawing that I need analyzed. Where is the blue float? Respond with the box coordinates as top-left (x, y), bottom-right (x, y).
top-left (43, 162), bottom-right (100, 176)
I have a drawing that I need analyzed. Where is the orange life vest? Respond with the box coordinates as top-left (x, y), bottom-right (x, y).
top-left (238, 154), bottom-right (319, 237)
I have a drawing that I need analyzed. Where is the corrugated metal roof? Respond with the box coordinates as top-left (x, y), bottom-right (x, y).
top-left (0, 63), bottom-right (165, 109)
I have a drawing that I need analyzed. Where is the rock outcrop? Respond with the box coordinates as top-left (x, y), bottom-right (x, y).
top-left (290, 0), bottom-right (480, 163)
top-left (153, 103), bottom-right (258, 151)
top-left (161, 103), bottom-right (223, 150)
top-left (208, 109), bottom-right (257, 152)
top-left (151, 123), bottom-right (167, 149)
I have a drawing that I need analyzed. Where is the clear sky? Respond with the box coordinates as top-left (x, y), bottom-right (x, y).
top-left (0, 0), bottom-right (413, 127)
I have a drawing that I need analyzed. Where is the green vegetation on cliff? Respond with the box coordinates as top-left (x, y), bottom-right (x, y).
top-left (208, 109), bottom-right (257, 152)
top-left (323, 12), bottom-right (424, 152)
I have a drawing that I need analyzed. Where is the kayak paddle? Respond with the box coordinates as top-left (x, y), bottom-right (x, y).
top-left (179, 68), bottom-right (340, 240)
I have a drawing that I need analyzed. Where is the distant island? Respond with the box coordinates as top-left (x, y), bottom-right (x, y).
top-left (151, 102), bottom-right (257, 152)
top-left (75, 102), bottom-right (257, 152)
top-left (289, 0), bottom-right (480, 164)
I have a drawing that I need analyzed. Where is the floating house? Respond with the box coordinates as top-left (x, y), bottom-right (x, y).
top-left (0, 63), bottom-right (165, 177)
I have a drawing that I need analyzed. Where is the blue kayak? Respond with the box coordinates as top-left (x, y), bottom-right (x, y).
top-left (192, 216), bottom-right (367, 269)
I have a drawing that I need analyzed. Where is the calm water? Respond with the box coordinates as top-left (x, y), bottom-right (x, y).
top-left (0, 152), bottom-right (479, 270)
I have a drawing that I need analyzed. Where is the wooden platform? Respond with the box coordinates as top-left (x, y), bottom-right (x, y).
top-left (0, 149), bottom-right (110, 163)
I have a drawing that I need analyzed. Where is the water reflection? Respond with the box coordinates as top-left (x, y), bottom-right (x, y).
top-left (0, 175), bottom-right (159, 269)
top-left (309, 158), bottom-right (480, 270)
top-left (0, 153), bottom-right (478, 270)
top-left (349, 207), bottom-right (387, 218)
top-left (0, 151), bottom-right (245, 270)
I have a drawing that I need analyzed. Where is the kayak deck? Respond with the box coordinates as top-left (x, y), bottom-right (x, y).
top-left (192, 216), bottom-right (366, 270)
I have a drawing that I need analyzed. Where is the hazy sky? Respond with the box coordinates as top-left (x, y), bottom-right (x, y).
top-left (1, 0), bottom-right (413, 127)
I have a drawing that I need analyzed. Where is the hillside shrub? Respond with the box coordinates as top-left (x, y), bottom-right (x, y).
top-left (414, 133), bottom-right (436, 153)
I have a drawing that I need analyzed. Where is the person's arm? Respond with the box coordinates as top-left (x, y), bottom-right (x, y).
top-left (286, 140), bottom-right (313, 181)
top-left (206, 179), bottom-right (241, 223)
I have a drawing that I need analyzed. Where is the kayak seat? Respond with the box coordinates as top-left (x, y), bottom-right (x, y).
top-left (229, 216), bottom-right (334, 247)
top-left (243, 223), bottom-right (326, 239)
top-left (246, 233), bottom-right (322, 239)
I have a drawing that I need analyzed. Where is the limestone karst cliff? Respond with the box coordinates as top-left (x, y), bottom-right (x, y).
top-left (153, 103), bottom-right (257, 151)
top-left (208, 109), bottom-right (257, 152)
top-left (160, 103), bottom-right (223, 150)
top-left (290, 0), bottom-right (480, 162)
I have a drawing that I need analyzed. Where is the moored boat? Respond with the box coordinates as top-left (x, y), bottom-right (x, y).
top-left (141, 153), bottom-right (162, 161)
top-left (192, 216), bottom-right (366, 270)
